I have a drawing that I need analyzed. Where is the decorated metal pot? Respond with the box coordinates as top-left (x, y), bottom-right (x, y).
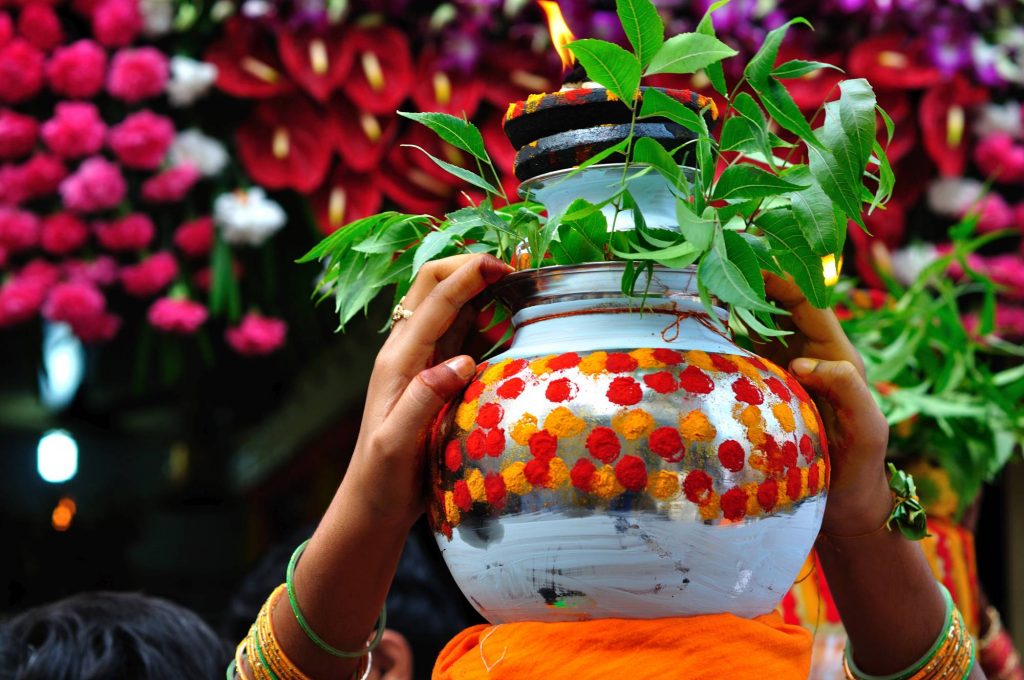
top-left (427, 262), bottom-right (829, 623)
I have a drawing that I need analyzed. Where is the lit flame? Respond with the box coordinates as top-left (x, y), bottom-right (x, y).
top-left (51, 496), bottom-right (76, 532)
top-left (822, 254), bottom-right (843, 287)
top-left (539, 1), bottom-right (576, 71)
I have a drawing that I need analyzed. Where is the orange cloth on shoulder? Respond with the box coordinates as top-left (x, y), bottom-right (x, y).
top-left (432, 612), bottom-right (812, 680)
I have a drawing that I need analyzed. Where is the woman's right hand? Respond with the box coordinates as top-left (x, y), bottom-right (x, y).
top-left (341, 254), bottom-right (513, 530)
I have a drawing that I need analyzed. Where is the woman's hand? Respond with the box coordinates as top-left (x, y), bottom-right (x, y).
top-left (341, 254), bottom-right (513, 529)
top-left (758, 273), bottom-right (891, 536)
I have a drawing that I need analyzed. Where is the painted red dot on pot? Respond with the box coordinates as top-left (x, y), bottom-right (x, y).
top-left (678, 365), bottom-right (714, 394)
top-left (606, 352), bottom-right (639, 373)
top-left (477, 402), bottom-right (504, 428)
top-left (485, 472), bottom-right (507, 508)
top-left (615, 455), bottom-right (648, 492)
top-left (765, 377), bottom-right (791, 402)
top-left (496, 377), bottom-right (525, 400)
top-left (570, 458), bottom-right (596, 492)
top-left (444, 440), bottom-right (462, 472)
top-left (453, 479), bottom-right (473, 511)
top-left (744, 356), bottom-right (767, 371)
top-left (721, 487), bottom-right (748, 521)
top-left (808, 462), bottom-right (820, 496)
top-left (607, 376), bottom-right (642, 406)
top-left (524, 458), bottom-right (550, 486)
top-left (799, 434), bottom-right (814, 463)
top-left (652, 348), bottom-right (683, 364)
top-left (762, 436), bottom-right (786, 474)
top-left (463, 380), bottom-right (485, 403)
top-left (502, 358), bottom-right (528, 378)
top-left (710, 354), bottom-right (739, 373)
top-left (643, 371), bottom-right (677, 394)
top-left (649, 427), bottom-right (683, 462)
top-left (547, 352), bottom-right (581, 371)
top-left (586, 426), bottom-right (621, 464)
top-left (528, 429), bottom-right (558, 460)
top-left (546, 377), bottom-right (577, 403)
top-left (466, 429), bottom-right (487, 460)
top-left (683, 469), bottom-right (713, 503)
top-left (757, 478), bottom-right (778, 512)
top-left (717, 440), bottom-right (745, 472)
top-left (782, 441), bottom-right (798, 468)
top-left (732, 377), bottom-right (763, 405)
top-left (485, 428), bottom-right (506, 457)
top-left (787, 467), bottom-right (803, 500)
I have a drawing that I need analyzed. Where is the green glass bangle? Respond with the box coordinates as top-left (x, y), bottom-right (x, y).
top-left (285, 539), bottom-right (387, 659)
top-left (225, 659), bottom-right (236, 680)
top-left (843, 584), bottom-right (954, 680)
top-left (250, 623), bottom-right (281, 680)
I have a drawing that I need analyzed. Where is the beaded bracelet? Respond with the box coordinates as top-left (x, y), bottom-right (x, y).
top-left (843, 584), bottom-right (975, 680)
top-left (286, 539), bottom-right (387, 659)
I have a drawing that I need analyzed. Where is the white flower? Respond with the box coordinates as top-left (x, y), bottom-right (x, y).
top-left (140, 0), bottom-right (174, 36)
top-left (890, 243), bottom-right (940, 287)
top-left (926, 177), bottom-right (983, 217)
top-left (214, 188), bottom-right (286, 246)
top-left (166, 56), bottom-right (218, 108)
top-left (975, 102), bottom-right (1022, 139)
top-left (168, 128), bottom-right (229, 177)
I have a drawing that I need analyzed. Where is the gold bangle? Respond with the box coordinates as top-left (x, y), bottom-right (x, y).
top-left (234, 639), bottom-right (254, 680)
top-left (257, 585), bottom-right (310, 680)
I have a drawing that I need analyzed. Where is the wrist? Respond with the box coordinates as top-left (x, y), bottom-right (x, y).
top-left (820, 469), bottom-right (892, 537)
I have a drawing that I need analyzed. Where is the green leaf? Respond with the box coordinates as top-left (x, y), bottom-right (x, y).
top-left (744, 17), bottom-right (812, 85)
top-left (676, 201), bottom-right (714, 252)
top-left (632, 136), bottom-right (685, 189)
top-left (750, 76), bottom-right (821, 146)
top-left (566, 38), bottom-right (641, 103)
top-left (711, 165), bottom-right (806, 201)
top-left (638, 87), bottom-right (708, 135)
top-left (552, 202), bottom-right (609, 265)
top-left (722, 229), bottom-right (765, 298)
top-left (756, 209), bottom-right (830, 307)
top-left (698, 230), bottom-right (778, 313)
top-left (739, 231), bottom-right (783, 274)
top-left (411, 229), bottom-right (456, 276)
top-left (877, 103), bottom-right (895, 145)
top-left (610, 239), bottom-right (698, 263)
top-left (735, 306), bottom-right (790, 337)
top-left (771, 59), bottom-right (841, 79)
top-left (785, 167), bottom-right (840, 256)
top-left (299, 212), bottom-right (397, 262)
top-left (402, 144), bottom-right (499, 195)
top-left (695, 0), bottom-right (730, 95)
top-left (808, 102), bottom-right (866, 227)
top-left (646, 32), bottom-right (737, 76)
top-left (352, 214), bottom-right (428, 253)
top-left (559, 139), bottom-right (631, 181)
top-left (617, 0), bottom-right (663, 69)
top-left (870, 139), bottom-right (895, 213)
top-left (397, 111), bottom-right (488, 162)
top-left (837, 79), bottom-right (877, 174)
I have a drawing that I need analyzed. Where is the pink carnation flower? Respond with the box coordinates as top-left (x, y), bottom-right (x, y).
top-left (120, 251), bottom-right (178, 297)
top-left (20, 153), bottom-right (66, 199)
top-left (148, 296), bottom-right (207, 334)
top-left (18, 4), bottom-right (64, 51)
top-left (0, 109), bottom-right (37, 160)
top-left (107, 47), bottom-right (168, 103)
top-left (40, 212), bottom-right (89, 255)
top-left (107, 109), bottom-right (174, 169)
top-left (0, 38), bottom-right (45, 104)
top-left (225, 313), bottom-right (287, 356)
top-left (46, 40), bottom-right (107, 99)
top-left (94, 212), bottom-right (154, 251)
top-left (0, 273), bottom-right (47, 326)
top-left (0, 13), bottom-right (12, 47)
top-left (962, 193), bottom-right (1014, 234)
top-left (42, 101), bottom-right (106, 158)
top-left (59, 156), bottom-right (126, 213)
top-left (72, 309), bottom-right (121, 342)
top-left (42, 280), bottom-right (105, 325)
top-left (91, 0), bottom-right (141, 48)
top-left (141, 164), bottom-right (200, 202)
top-left (0, 165), bottom-right (28, 205)
top-left (173, 216), bottom-right (213, 258)
top-left (0, 206), bottom-right (39, 252)
top-left (63, 255), bottom-right (118, 287)
top-left (985, 254), bottom-right (1024, 297)
top-left (20, 258), bottom-right (62, 289)
top-left (974, 133), bottom-right (1024, 184)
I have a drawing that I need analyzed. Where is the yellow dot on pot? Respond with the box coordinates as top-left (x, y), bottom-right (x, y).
top-left (481, 359), bottom-right (512, 385)
top-left (502, 461), bottom-right (532, 496)
top-left (547, 457), bottom-right (569, 488)
top-left (744, 483), bottom-right (761, 517)
top-left (466, 468), bottom-right (486, 503)
top-left (544, 407), bottom-right (586, 438)
top-left (612, 408), bottom-right (654, 440)
top-left (444, 491), bottom-right (461, 526)
top-left (686, 350), bottom-right (716, 372)
top-left (679, 410), bottom-right (716, 443)
top-left (738, 404), bottom-right (767, 446)
top-left (629, 348), bottom-right (664, 369)
top-left (648, 470), bottom-right (680, 500)
top-left (698, 492), bottom-right (720, 520)
top-left (800, 401), bottom-right (820, 435)
top-left (530, 355), bottom-right (554, 376)
top-left (762, 359), bottom-right (788, 380)
top-left (593, 465), bottom-right (623, 499)
top-left (733, 356), bottom-right (765, 386)
top-left (578, 351), bottom-right (607, 375)
top-left (799, 467), bottom-right (810, 499)
top-left (510, 413), bottom-right (539, 445)
top-left (455, 400), bottom-right (478, 431)
top-left (772, 402), bottom-right (796, 433)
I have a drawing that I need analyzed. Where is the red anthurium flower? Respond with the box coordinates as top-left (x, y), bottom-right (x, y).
top-left (480, 111), bottom-right (516, 177)
top-left (919, 75), bottom-right (988, 177)
top-left (329, 96), bottom-right (398, 173)
top-left (342, 27), bottom-right (412, 115)
top-left (848, 35), bottom-right (941, 91)
top-left (236, 96), bottom-right (331, 192)
top-left (379, 128), bottom-right (457, 215)
top-left (205, 18), bottom-right (293, 99)
top-left (875, 90), bottom-right (915, 165)
top-left (775, 45), bottom-right (844, 111)
top-left (481, 47), bottom-right (557, 108)
top-left (312, 164), bottom-right (382, 235)
top-left (277, 27), bottom-right (352, 103)
top-left (411, 50), bottom-right (483, 119)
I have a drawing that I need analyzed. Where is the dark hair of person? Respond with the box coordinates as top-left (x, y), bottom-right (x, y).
top-left (0, 591), bottom-right (230, 680)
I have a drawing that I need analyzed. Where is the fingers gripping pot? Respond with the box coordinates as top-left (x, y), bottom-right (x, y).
top-left (427, 261), bottom-right (829, 623)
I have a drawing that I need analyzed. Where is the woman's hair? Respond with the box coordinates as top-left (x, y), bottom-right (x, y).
top-left (0, 591), bottom-right (230, 680)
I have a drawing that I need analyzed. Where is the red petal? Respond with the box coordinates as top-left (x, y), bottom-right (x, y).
top-left (919, 76), bottom-right (989, 177)
top-left (342, 27), bottom-right (412, 115)
top-left (236, 96), bottom-right (332, 192)
top-left (411, 50), bottom-right (483, 119)
top-left (205, 18), bottom-right (293, 99)
top-left (329, 96), bottom-right (398, 173)
top-left (480, 48), bottom-right (558, 108)
top-left (312, 164), bottom-right (381, 235)
top-left (277, 27), bottom-right (353, 103)
top-left (848, 35), bottom-right (941, 90)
